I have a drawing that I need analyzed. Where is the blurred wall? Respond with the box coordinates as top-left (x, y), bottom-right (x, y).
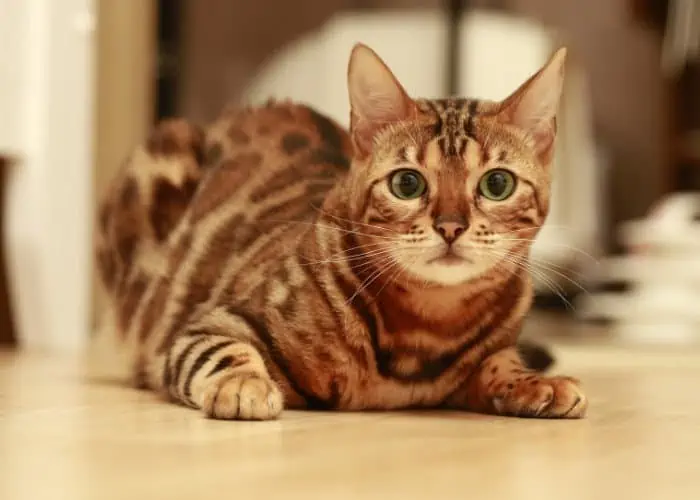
top-left (178, 0), bottom-right (669, 244)
top-left (95, 0), bottom-right (155, 202)
top-left (0, 2), bottom-right (24, 154)
top-left (505, 0), bottom-right (669, 242)
top-left (179, 0), bottom-right (444, 124)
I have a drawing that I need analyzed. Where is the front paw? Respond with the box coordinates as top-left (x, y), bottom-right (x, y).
top-left (492, 376), bottom-right (587, 419)
top-left (198, 372), bottom-right (284, 420)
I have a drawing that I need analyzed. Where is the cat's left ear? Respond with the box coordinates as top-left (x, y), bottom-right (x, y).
top-left (498, 47), bottom-right (567, 164)
top-left (347, 43), bottom-right (417, 158)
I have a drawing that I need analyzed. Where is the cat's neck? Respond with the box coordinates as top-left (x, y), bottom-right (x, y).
top-left (371, 262), bottom-right (528, 331)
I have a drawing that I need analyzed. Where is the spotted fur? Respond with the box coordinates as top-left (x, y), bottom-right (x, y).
top-left (94, 44), bottom-right (586, 420)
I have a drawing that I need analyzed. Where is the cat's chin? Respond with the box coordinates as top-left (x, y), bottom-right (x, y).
top-left (407, 260), bottom-right (489, 287)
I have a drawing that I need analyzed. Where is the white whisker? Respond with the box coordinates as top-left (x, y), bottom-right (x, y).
top-left (311, 205), bottom-right (399, 234)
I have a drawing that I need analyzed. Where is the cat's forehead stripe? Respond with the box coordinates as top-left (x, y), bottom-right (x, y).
top-left (419, 98), bottom-right (481, 159)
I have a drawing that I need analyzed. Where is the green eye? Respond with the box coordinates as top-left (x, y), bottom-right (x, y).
top-left (389, 169), bottom-right (427, 200)
top-left (479, 169), bottom-right (516, 201)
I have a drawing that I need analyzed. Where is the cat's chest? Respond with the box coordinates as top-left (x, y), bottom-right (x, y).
top-left (323, 331), bottom-right (476, 410)
top-left (308, 306), bottom-right (490, 410)
top-left (337, 360), bottom-right (466, 410)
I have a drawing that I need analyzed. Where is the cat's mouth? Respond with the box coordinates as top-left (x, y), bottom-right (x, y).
top-left (427, 249), bottom-right (472, 266)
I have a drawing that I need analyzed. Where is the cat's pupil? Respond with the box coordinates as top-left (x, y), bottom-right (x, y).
top-left (487, 173), bottom-right (507, 196)
top-left (398, 173), bottom-right (419, 196)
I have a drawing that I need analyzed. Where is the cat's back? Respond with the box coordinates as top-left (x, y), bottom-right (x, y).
top-left (187, 101), bottom-right (353, 228)
top-left (103, 102), bottom-right (354, 357)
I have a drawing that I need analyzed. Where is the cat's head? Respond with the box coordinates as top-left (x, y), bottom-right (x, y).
top-left (343, 43), bottom-right (566, 287)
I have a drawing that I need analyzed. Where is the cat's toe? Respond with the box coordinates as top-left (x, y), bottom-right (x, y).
top-left (492, 375), bottom-right (587, 419)
top-left (531, 376), bottom-right (587, 419)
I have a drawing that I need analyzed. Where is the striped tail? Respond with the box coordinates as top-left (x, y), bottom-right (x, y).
top-left (94, 118), bottom-right (207, 333)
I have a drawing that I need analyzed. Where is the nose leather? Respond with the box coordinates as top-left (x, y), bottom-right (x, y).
top-left (433, 215), bottom-right (468, 244)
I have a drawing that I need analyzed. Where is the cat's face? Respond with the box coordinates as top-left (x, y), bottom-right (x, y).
top-left (345, 44), bottom-right (565, 286)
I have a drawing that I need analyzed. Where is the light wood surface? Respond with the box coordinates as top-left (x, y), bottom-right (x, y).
top-left (2, 316), bottom-right (700, 500)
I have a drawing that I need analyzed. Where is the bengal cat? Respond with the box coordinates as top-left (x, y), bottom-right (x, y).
top-left (95, 43), bottom-right (587, 420)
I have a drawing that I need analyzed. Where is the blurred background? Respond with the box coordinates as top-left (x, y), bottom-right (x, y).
top-left (1, 0), bottom-right (699, 351)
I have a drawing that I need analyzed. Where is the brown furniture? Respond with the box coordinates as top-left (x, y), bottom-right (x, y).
top-left (0, 155), bottom-right (16, 346)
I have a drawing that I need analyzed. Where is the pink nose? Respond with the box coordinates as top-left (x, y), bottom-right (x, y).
top-left (434, 220), bottom-right (467, 244)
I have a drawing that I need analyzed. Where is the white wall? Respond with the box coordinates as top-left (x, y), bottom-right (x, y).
top-left (0, 0), bottom-right (95, 350)
top-left (0, 2), bottom-right (25, 154)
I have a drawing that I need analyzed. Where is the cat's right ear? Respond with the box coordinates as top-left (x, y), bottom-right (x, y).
top-left (347, 43), bottom-right (417, 158)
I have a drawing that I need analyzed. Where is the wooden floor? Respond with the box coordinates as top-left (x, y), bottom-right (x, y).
top-left (2, 314), bottom-right (700, 499)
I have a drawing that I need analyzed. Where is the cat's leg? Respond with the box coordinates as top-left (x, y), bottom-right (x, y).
top-left (157, 307), bottom-right (284, 420)
top-left (447, 346), bottom-right (587, 418)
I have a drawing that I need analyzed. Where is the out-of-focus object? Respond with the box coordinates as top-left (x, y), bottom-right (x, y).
top-left (638, 0), bottom-right (700, 192)
top-left (576, 193), bottom-right (700, 344)
top-left (1, 0), bottom-right (96, 351)
top-left (661, 0), bottom-right (700, 76)
top-left (0, 155), bottom-right (17, 346)
top-left (243, 9), bottom-right (604, 297)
